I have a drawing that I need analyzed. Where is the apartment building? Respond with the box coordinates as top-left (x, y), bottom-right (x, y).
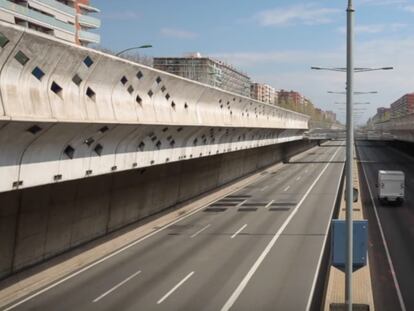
top-left (0, 0), bottom-right (100, 45)
top-left (390, 93), bottom-right (414, 119)
top-left (153, 53), bottom-right (251, 97)
top-left (250, 83), bottom-right (276, 104)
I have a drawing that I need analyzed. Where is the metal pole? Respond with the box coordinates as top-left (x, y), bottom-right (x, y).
top-left (345, 0), bottom-right (354, 310)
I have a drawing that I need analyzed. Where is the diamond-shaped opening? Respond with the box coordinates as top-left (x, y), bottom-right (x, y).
top-left (156, 140), bottom-right (161, 148)
top-left (171, 101), bottom-right (176, 108)
top-left (86, 87), bottom-right (96, 101)
top-left (161, 86), bottom-right (166, 92)
top-left (27, 125), bottom-right (42, 135)
top-left (84, 137), bottom-right (95, 146)
top-left (136, 71), bottom-right (143, 79)
top-left (148, 90), bottom-right (153, 97)
top-left (127, 85), bottom-right (134, 94)
top-left (136, 94), bottom-right (143, 105)
top-left (162, 127), bottom-right (168, 132)
top-left (83, 56), bottom-right (94, 68)
top-left (51, 81), bottom-right (63, 96)
top-left (184, 103), bottom-right (188, 109)
top-left (156, 76), bottom-right (162, 84)
top-left (64, 145), bottom-right (75, 159)
top-left (138, 142), bottom-right (145, 150)
top-left (99, 126), bottom-right (109, 133)
top-left (72, 74), bottom-right (83, 86)
top-left (94, 144), bottom-right (103, 156)
top-left (15, 51), bottom-right (29, 66)
top-left (31, 67), bottom-right (45, 80)
top-left (120, 76), bottom-right (128, 85)
top-left (0, 32), bottom-right (9, 48)
top-left (165, 93), bottom-right (170, 100)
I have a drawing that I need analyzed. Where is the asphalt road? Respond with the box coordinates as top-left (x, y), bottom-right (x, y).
top-left (4, 141), bottom-right (345, 311)
top-left (357, 141), bottom-right (414, 311)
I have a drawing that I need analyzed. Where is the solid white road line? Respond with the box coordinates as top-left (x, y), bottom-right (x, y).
top-left (283, 186), bottom-right (290, 192)
top-left (360, 149), bottom-right (407, 311)
top-left (265, 200), bottom-right (274, 209)
top-left (190, 224), bottom-right (211, 238)
top-left (157, 272), bottom-right (194, 304)
top-left (93, 270), bottom-right (141, 303)
top-left (220, 145), bottom-right (342, 311)
top-left (236, 200), bottom-right (247, 208)
top-left (231, 224), bottom-right (247, 239)
top-left (260, 185), bottom-right (269, 192)
top-left (305, 142), bottom-right (345, 311)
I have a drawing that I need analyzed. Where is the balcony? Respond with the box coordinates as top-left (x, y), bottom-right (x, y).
top-left (28, 0), bottom-right (76, 18)
top-left (78, 13), bottom-right (100, 29)
top-left (78, 29), bottom-right (100, 44)
top-left (0, 0), bottom-right (75, 33)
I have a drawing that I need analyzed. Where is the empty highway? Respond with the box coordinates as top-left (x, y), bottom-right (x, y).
top-left (3, 141), bottom-right (345, 311)
top-left (357, 141), bottom-right (414, 311)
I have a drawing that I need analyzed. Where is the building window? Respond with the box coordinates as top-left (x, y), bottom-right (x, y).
top-left (83, 56), bottom-right (94, 68)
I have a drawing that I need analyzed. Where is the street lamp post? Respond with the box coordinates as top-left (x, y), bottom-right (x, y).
top-left (116, 45), bottom-right (153, 56)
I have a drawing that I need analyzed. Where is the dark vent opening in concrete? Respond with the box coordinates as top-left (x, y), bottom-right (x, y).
top-left (31, 66), bottom-right (45, 80)
top-left (72, 74), bottom-right (83, 86)
top-left (156, 76), bottom-right (162, 84)
top-left (51, 81), bottom-right (63, 96)
top-left (64, 145), bottom-right (75, 159)
top-left (84, 137), bottom-right (95, 146)
top-left (27, 125), bottom-right (42, 135)
top-left (136, 94), bottom-right (143, 104)
top-left (127, 85), bottom-right (134, 94)
top-left (162, 127), bottom-right (168, 132)
top-left (170, 140), bottom-right (175, 146)
top-left (121, 76), bottom-right (128, 85)
top-left (86, 87), bottom-right (96, 100)
top-left (138, 142), bottom-right (145, 150)
top-left (184, 103), bottom-right (188, 109)
top-left (94, 144), bottom-right (103, 156)
top-left (177, 127), bottom-right (183, 132)
top-left (83, 56), bottom-right (94, 67)
top-left (0, 32), bottom-right (9, 48)
top-left (161, 86), bottom-right (166, 92)
top-left (165, 93), bottom-right (170, 100)
top-left (148, 90), bottom-right (153, 97)
top-left (15, 51), bottom-right (29, 66)
top-left (136, 71), bottom-right (143, 79)
top-left (156, 141), bottom-right (161, 148)
top-left (171, 101), bottom-right (176, 108)
top-left (99, 126), bottom-right (109, 133)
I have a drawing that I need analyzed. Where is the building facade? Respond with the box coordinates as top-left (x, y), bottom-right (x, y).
top-left (278, 90), bottom-right (304, 106)
top-left (0, 0), bottom-right (100, 45)
top-left (250, 83), bottom-right (276, 104)
top-left (390, 93), bottom-right (414, 119)
top-left (153, 53), bottom-right (251, 97)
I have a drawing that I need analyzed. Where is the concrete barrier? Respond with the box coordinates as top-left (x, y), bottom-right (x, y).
top-left (0, 139), bottom-right (317, 278)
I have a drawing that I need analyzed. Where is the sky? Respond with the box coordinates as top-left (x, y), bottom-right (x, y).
top-left (95, 0), bottom-right (414, 124)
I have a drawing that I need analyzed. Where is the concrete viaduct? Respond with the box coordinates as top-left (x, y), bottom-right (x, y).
top-left (0, 21), bottom-right (312, 278)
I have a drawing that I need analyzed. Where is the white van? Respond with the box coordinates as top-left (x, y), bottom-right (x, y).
top-left (377, 170), bottom-right (405, 205)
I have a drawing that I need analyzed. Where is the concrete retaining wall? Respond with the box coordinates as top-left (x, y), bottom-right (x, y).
top-left (0, 139), bottom-right (316, 279)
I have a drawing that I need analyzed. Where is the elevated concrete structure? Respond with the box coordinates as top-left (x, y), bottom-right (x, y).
top-left (0, 21), bottom-right (308, 193)
top-left (359, 113), bottom-right (414, 142)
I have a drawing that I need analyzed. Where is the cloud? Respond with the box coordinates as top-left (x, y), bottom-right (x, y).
top-left (337, 23), bottom-right (407, 34)
top-left (102, 11), bottom-right (141, 21)
top-left (358, 0), bottom-right (408, 5)
top-left (403, 5), bottom-right (414, 12)
top-left (254, 4), bottom-right (340, 27)
top-left (160, 28), bottom-right (198, 39)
